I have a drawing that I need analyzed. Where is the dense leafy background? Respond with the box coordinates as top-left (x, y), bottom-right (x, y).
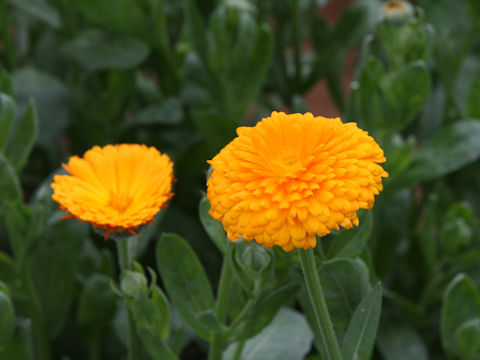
top-left (1, 0), bottom-right (480, 359)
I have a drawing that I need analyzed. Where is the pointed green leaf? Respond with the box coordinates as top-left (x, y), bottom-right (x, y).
top-left (77, 274), bottom-right (118, 329)
top-left (184, 0), bottom-right (208, 64)
top-left (0, 321), bottom-right (33, 360)
top-left (73, 0), bottom-right (150, 41)
top-left (442, 274), bottom-right (480, 357)
top-left (0, 286), bottom-right (14, 346)
top-left (62, 29), bottom-right (150, 71)
top-left (0, 154), bottom-right (22, 206)
top-left (12, 68), bottom-right (68, 149)
top-left (199, 196), bottom-right (227, 254)
top-left (26, 220), bottom-right (87, 338)
top-left (326, 211), bottom-right (372, 259)
top-left (382, 61), bottom-right (432, 131)
top-left (130, 98), bottom-right (183, 126)
top-left (467, 77), bottom-right (480, 118)
top-left (320, 258), bottom-right (372, 332)
top-left (0, 72), bottom-right (14, 96)
top-left (341, 283), bottom-right (382, 360)
top-left (7, 0), bottom-right (61, 28)
top-left (0, 253), bottom-right (16, 291)
top-left (156, 233), bottom-right (214, 339)
top-left (377, 323), bottom-right (428, 360)
top-left (224, 309), bottom-right (313, 360)
top-left (387, 120), bottom-right (480, 190)
top-left (0, 93), bottom-right (16, 153)
top-left (234, 283), bottom-right (300, 341)
top-left (455, 318), bottom-right (480, 359)
top-left (6, 101), bottom-right (39, 173)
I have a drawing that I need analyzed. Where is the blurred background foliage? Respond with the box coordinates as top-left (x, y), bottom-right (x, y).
top-left (1, 0), bottom-right (480, 359)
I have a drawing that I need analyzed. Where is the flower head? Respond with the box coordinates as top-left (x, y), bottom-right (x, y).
top-left (381, 0), bottom-right (414, 23)
top-left (206, 112), bottom-right (388, 251)
top-left (51, 144), bottom-right (174, 239)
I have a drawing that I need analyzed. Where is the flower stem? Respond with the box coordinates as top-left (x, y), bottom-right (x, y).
top-left (208, 243), bottom-right (233, 360)
top-left (116, 237), bottom-right (139, 360)
top-left (298, 249), bottom-right (342, 360)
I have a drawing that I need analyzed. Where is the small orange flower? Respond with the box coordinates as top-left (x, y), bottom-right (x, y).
top-left (207, 112), bottom-right (388, 251)
top-left (51, 144), bottom-right (174, 239)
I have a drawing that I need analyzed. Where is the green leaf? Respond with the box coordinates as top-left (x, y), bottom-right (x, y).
top-left (0, 321), bottom-right (33, 360)
top-left (441, 274), bottom-right (480, 357)
top-left (73, 0), bottom-right (150, 40)
top-left (130, 98), bottom-right (183, 126)
top-left (353, 52), bottom-right (386, 132)
top-left (320, 258), bottom-right (372, 333)
top-left (0, 287), bottom-right (14, 346)
top-left (129, 285), bottom-right (174, 359)
top-left (0, 253), bottom-right (16, 291)
top-left (0, 72), bottom-right (14, 96)
top-left (62, 29), bottom-right (150, 71)
top-left (455, 318), bottom-right (480, 359)
top-left (341, 283), bottom-right (382, 360)
top-left (26, 219), bottom-right (87, 338)
top-left (331, 0), bottom-right (380, 51)
top-left (0, 93), bottom-right (16, 153)
top-left (156, 233), bottom-right (215, 339)
top-left (7, 0), bottom-right (61, 28)
top-left (12, 68), bottom-right (68, 149)
top-left (0, 154), bottom-right (22, 206)
top-left (195, 309), bottom-right (221, 334)
top-left (234, 283), bottom-right (300, 341)
top-left (120, 266), bottom-right (174, 360)
top-left (382, 61), bottom-right (432, 131)
top-left (297, 258), bottom-right (371, 358)
top-left (77, 274), bottom-right (118, 329)
top-left (387, 120), bottom-right (480, 190)
top-left (377, 323), bottom-right (429, 360)
top-left (230, 23), bottom-right (273, 118)
top-left (223, 309), bottom-right (313, 360)
top-left (6, 101), bottom-right (39, 173)
top-left (184, 0), bottom-right (209, 64)
top-left (467, 77), bottom-right (480, 118)
top-left (326, 211), bottom-right (373, 259)
top-left (467, 0), bottom-right (480, 20)
top-left (199, 196), bottom-right (227, 254)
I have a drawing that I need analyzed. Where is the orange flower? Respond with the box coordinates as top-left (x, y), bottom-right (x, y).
top-left (51, 144), bottom-right (174, 239)
top-left (206, 112), bottom-right (388, 251)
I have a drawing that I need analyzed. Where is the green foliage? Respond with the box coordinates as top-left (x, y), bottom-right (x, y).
top-left (341, 284), bottom-right (382, 360)
top-left (1, 0), bottom-right (480, 358)
top-left (156, 233), bottom-right (215, 339)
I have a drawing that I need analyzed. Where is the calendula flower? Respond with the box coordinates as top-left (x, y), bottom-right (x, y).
top-left (381, 0), bottom-right (414, 23)
top-left (51, 144), bottom-right (174, 239)
top-left (207, 112), bottom-right (388, 252)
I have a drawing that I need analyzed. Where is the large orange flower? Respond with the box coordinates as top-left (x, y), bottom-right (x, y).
top-left (207, 112), bottom-right (388, 251)
top-left (51, 144), bottom-right (174, 239)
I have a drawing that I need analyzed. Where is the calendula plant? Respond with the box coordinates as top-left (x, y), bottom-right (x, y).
top-left (1, 0), bottom-right (480, 359)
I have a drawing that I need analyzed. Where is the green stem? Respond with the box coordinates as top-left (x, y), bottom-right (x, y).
top-left (30, 306), bottom-right (51, 360)
top-left (298, 249), bottom-right (342, 360)
top-left (116, 237), bottom-right (138, 360)
top-left (232, 339), bottom-right (246, 360)
top-left (89, 329), bottom-right (101, 360)
top-left (208, 243), bottom-right (234, 360)
top-left (215, 243), bottom-right (233, 323)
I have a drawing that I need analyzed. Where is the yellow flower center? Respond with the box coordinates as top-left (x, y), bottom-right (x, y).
top-left (272, 148), bottom-right (305, 178)
top-left (108, 192), bottom-right (133, 213)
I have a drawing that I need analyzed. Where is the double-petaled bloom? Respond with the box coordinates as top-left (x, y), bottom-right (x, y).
top-left (207, 112), bottom-right (388, 251)
top-left (51, 144), bottom-right (174, 239)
